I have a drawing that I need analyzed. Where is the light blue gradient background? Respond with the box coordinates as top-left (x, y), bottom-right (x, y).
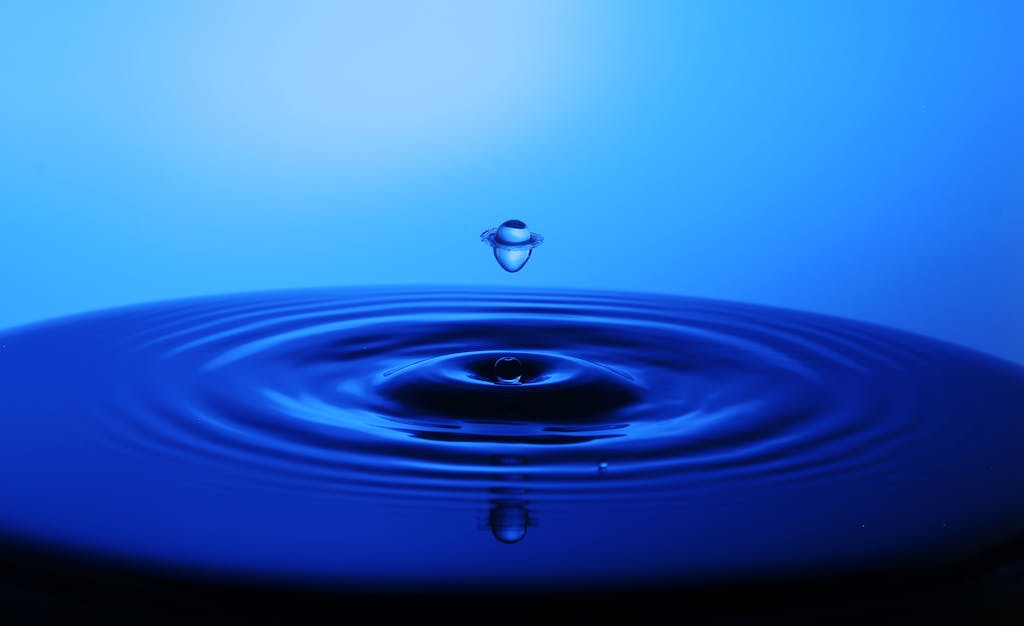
top-left (2, 1), bottom-right (1022, 363)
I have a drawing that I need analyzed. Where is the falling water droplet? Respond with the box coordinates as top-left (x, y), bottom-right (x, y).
top-left (494, 356), bottom-right (523, 384)
top-left (495, 220), bottom-right (532, 245)
top-left (493, 248), bottom-right (532, 273)
top-left (481, 219), bottom-right (543, 273)
top-left (598, 460), bottom-right (609, 475)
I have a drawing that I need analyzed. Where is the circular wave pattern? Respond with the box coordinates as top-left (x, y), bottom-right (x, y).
top-left (1, 286), bottom-right (1023, 590)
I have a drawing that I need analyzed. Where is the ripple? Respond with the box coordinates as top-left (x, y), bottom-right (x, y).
top-left (1, 286), bottom-right (1023, 590)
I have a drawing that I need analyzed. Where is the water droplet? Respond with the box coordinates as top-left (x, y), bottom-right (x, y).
top-left (489, 503), bottom-right (530, 544)
top-left (481, 219), bottom-right (543, 273)
top-left (495, 219), bottom-right (532, 245)
top-left (494, 356), bottom-right (523, 384)
top-left (493, 247), bottom-right (532, 273)
top-left (598, 460), bottom-right (609, 474)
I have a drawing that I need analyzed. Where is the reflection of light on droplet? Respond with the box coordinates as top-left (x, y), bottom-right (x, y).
top-left (481, 219), bottom-right (544, 273)
top-left (489, 503), bottom-right (530, 544)
top-left (598, 459), bottom-right (609, 474)
top-left (494, 356), bottom-right (523, 384)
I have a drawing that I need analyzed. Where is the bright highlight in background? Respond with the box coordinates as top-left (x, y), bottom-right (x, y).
top-left (152, 1), bottom-right (588, 174)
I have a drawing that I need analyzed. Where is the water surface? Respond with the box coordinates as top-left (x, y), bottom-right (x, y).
top-left (1, 286), bottom-right (1022, 594)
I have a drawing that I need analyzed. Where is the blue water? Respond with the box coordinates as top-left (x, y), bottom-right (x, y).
top-left (2, 286), bottom-right (1023, 596)
top-left (2, 2), bottom-right (1024, 622)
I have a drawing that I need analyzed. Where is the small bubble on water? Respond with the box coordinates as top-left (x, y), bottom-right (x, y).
top-left (494, 356), bottom-right (523, 384)
top-left (481, 219), bottom-right (543, 273)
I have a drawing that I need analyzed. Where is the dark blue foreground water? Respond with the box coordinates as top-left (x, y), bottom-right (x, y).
top-left (1, 286), bottom-right (1023, 600)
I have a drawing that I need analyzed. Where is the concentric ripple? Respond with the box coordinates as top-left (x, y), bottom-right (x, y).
top-left (1, 286), bottom-right (1023, 590)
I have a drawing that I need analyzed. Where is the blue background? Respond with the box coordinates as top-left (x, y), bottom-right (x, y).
top-left (2, 1), bottom-right (1021, 364)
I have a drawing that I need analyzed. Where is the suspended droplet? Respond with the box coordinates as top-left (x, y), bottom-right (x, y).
top-left (481, 219), bottom-right (543, 273)
top-left (494, 356), bottom-right (523, 384)
top-left (493, 247), bottom-right (532, 273)
top-left (495, 219), bottom-right (532, 245)
top-left (598, 460), bottom-right (609, 475)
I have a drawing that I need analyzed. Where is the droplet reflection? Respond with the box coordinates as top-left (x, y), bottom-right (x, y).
top-left (489, 502), bottom-right (532, 544)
